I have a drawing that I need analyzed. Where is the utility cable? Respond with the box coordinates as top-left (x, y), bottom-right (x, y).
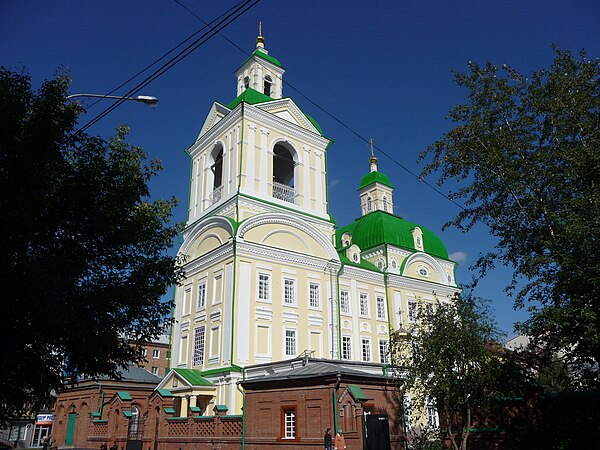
top-left (77, 0), bottom-right (261, 133)
top-left (171, 0), bottom-right (466, 212)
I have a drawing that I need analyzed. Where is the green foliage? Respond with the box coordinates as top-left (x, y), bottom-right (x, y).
top-left (391, 295), bottom-right (526, 450)
top-left (0, 68), bottom-right (183, 425)
top-left (419, 47), bottom-right (600, 384)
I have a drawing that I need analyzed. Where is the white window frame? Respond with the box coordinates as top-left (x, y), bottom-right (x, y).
top-left (283, 408), bottom-right (296, 439)
top-left (151, 366), bottom-right (159, 376)
top-left (283, 278), bottom-right (296, 306)
top-left (341, 335), bottom-right (352, 360)
top-left (257, 273), bottom-right (271, 302)
top-left (376, 296), bottom-right (386, 320)
top-left (309, 282), bottom-right (320, 309)
top-left (284, 328), bottom-right (297, 357)
top-left (359, 293), bottom-right (369, 317)
top-left (340, 290), bottom-right (350, 315)
top-left (426, 397), bottom-right (439, 429)
top-left (361, 337), bottom-right (371, 362)
top-left (152, 349), bottom-right (160, 359)
top-left (193, 326), bottom-right (205, 367)
top-left (197, 282), bottom-right (206, 309)
top-left (379, 339), bottom-right (389, 364)
top-left (408, 300), bottom-right (417, 323)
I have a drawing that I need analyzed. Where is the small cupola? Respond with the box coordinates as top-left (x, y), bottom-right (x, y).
top-left (357, 139), bottom-right (394, 216)
top-left (234, 22), bottom-right (286, 99)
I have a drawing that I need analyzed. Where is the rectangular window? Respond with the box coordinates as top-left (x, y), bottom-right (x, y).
top-left (285, 329), bottom-right (296, 356)
top-left (360, 293), bottom-right (369, 317)
top-left (426, 397), bottom-right (439, 429)
top-left (403, 394), bottom-right (412, 431)
top-left (151, 367), bottom-right (159, 376)
top-left (340, 290), bottom-right (350, 314)
top-left (193, 326), bottom-right (205, 367)
top-left (426, 302), bottom-right (434, 316)
top-left (179, 336), bottom-right (188, 363)
top-left (376, 296), bottom-right (386, 320)
top-left (379, 339), bottom-right (389, 364)
top-left (142, 349), bottom-right (147, 358)
top-left (152, 349), bottom-right (160, 358)
top-left (309, 282), bottom-right (320, 308)
top-left (258, 273), bottom-right (270, 301)
top-left (283, 408), bottom-right (296, 439)
top-left (197, 282), bottom-right (206, 309)
top-left (342, 335), bottom-right (352, 360)
top-left (361, 338), bottom-right (371, 362)
top-left (213, 274), bottom-right (223, 304)
top-left (284, 278), bottom-right (295, 305)
top-left (408, 300), bottom-right (417, 323)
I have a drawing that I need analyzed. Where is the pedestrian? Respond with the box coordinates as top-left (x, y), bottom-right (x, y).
top-left (42, 435), bottom-right (51, 450)
top-left (110, 443), bottom-right (118, 450)
top-left (100, 443), bottom-right (107, 450)
top-left (334, 429), bottom-right (346, 450)
top-left (324, 427), bottom-right (332, 450)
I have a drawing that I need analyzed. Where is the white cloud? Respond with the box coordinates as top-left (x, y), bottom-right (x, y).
top-left (329, 178), bottom-right (341, 188)
top-left (449, 251), bottom-right (468, 262)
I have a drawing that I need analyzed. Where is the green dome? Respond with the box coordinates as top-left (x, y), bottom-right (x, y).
top-left (336, 210), bottom-right (449, 260)
top-left (358, 171), bottom-right (393, 190)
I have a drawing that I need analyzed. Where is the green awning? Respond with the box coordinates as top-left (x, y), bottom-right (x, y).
top-left (347, 385), bottom-right (369, 403)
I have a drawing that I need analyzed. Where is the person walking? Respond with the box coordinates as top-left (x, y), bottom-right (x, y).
top-left (334, 430), bottom-right (346, 450)
top-left (324, 427), bottom-right (332, 450)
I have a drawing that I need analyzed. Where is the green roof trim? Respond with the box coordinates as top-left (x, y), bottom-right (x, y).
top-left (338, 252), bottom-right (380, 272)
top-left (358, 171), bottom-right (393, 190)
top-left (196, 365), bottom-right (244, 378)
top-left (305, 113), bottom-right (324, 135)
top-left (123, 411), bottom-right (133, 418)
top-left (92, 420), bottom-right (108, 424)
top-left (164, 407), bottom-right (176, 414)
top-left (156, 388), bottom-right (174, 398)
top-left (252, 49), bottom-right (282, 67)
top-left (116, 391), bottom-right (132, 401)
top-left (91, 412), bottom-right (102, 418)
top-left (189, 406), bottom-right (202, 413)
top-left (227, 88), bottom-right (275, 110)
top-left (214, 404), bottom-right (228, 412)
top-left (336, 210), bottom-right (449, 260)
top-left (173, 368), bottom-right (215, 387)
top-left (347, 385), bottom-right (369, 403)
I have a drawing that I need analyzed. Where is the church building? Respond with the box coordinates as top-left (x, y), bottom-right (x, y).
top-left (161, 29), bottom-right (459, 418)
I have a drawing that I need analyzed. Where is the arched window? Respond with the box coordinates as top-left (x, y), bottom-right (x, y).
top-left (264, 75), bottom-right (272, 96)
top-left (272, 143), bottom-right (296, 203)
top-left (367, 196), bottom-right (373, 212)
top-left (128, 406), bottom-right (140, 439)
top-left (209, 145), bottom-right (224, 205)
top-left (383, 196), bottom-right (388, 212)
top-left (244, 76), bottom-right (250, 89)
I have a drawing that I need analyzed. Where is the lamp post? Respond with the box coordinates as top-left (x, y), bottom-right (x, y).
top-left (65, 93), bottom-right (159, 107)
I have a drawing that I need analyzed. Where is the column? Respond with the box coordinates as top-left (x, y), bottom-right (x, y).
top-left (246, 123), bottom-right (256, 192)
top-left (259, 128), bottom-right (269, 196)
top-left (303, 146), bottom-right (312, 209)
top-left (315, 152), bottom-right (324, 213)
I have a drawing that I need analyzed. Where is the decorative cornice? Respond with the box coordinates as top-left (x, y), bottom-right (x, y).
top-left (183, 242), bottom-right (234, 278)
top-left (237, 212), bottom-right (339, 261)
top-left (236, 241), bottom-right (339, 271)
top-left (180, 216), bottom-right (235, 257)
top-left (386, 273), bottom-right (460, 298)
top-left (340, 266), bottom-right (385, 283)
top-left (402, 252), bottom-right (449, 286)
top-left (191, 108), bottom-right (243, 156)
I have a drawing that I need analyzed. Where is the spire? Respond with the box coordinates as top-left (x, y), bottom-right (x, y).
top-left (256, 20), bottom-right (265, 50)
top-left (369, 138), bottom-right (378, 173)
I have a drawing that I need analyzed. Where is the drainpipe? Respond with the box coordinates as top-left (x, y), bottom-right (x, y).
top-left (235, 368), bottom-right (246, 450)
top-left (333, 373), bottom-right (341, 433)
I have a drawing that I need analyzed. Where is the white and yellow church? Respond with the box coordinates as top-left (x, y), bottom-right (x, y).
top-left (157, 30), bottom-right (459, 416)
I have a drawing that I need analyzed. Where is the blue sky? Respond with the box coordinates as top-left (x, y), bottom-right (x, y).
top-left (3, 0), bottom-right (599, 335)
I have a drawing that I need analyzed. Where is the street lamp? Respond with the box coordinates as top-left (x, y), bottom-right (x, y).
top-left (65, 93), bottom-right (159, 107)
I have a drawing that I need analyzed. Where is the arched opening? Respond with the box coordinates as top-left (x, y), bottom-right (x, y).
top-left (383, 196), bottom-right (388, 212)
top-left (367, 196), bottom-right (373, 212)
top-left (272, 143), bottom-right (296, 203)
top-left (128, 406), bottom-right (141, 440)
top-left (209, 144), bottom-right (224, 205)
top-left (244, 76), bottom-right (250, 89)
top-left (264, 75), bottom-right (272, 96)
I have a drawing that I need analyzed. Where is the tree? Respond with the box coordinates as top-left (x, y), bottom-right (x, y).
top-left (419, 48), bottom-right (600, 384)
top-left (0, 68), bottom-right (183, 425)
top-left (390, 295), bottom-right (525, 450)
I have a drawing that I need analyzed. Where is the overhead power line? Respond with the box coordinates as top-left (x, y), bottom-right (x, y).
top-left (77, 0), bottom-right (261, 134)
top-left (170, 0), bottom-right (466, 212)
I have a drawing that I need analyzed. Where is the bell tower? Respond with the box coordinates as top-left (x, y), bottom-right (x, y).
top-left (234, 22), bottom-right (285, 99)
top-left (358, 139), bottom-right (394, 215)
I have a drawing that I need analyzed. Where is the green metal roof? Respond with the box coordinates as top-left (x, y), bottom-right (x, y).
top-left (214, 404), bottom-right (229, 412)
top-left (336, 210), bottom-right (449, 260)
top-left (173, 368), bottom-right (214, 387)
top-left (338, 251), bottom-right (379, 272)
top-left (156, 388), bottom-right (174, 398)
top-left (227, 88), bottom-right (275, 109)
top-left (252, 49), bottom-right (282, 67)
top-left (358, 171), bottom-right (393, 190)
top-left (347, 384), bottom-right (369, 402)
top-left (116, 391), bottom-right (132, 401)
top-left (164, 407), bottom-right (176, 414)
top-left (305, 113), bottom-right (323, 135)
